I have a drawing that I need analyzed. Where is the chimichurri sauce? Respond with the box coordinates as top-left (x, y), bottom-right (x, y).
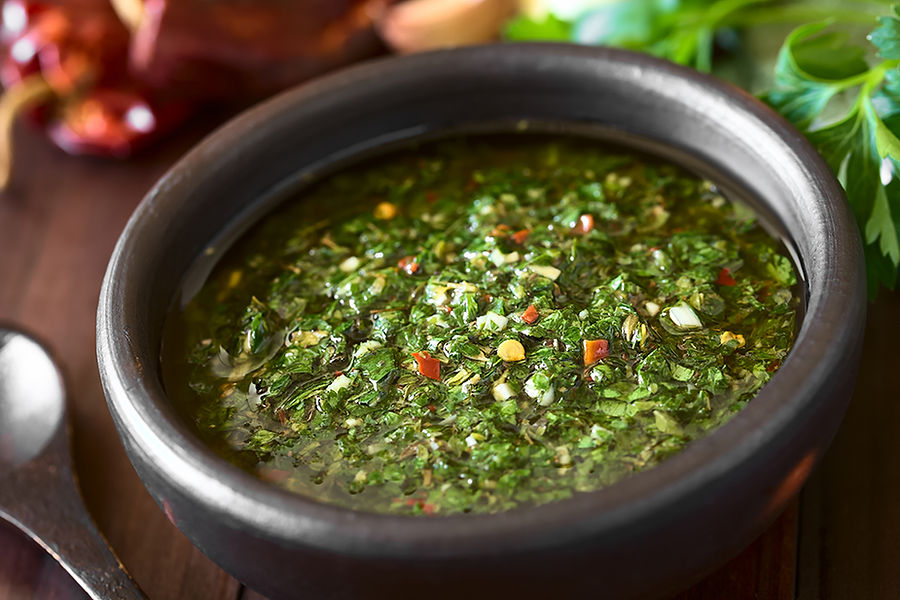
top-left (162, 137), bottom-right (798, 516)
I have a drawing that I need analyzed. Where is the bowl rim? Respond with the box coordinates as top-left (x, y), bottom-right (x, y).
top-left (97, 42), bottom-right (865, 559)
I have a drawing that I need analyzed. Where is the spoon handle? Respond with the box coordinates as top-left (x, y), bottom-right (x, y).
top-left (0, 435), bottom-right (147, 600)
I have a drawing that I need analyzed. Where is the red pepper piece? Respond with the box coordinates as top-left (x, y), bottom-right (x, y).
top-left (583, 339), bottom-right (609, 366)
top-left (398, 255), bottom-right (419, 275)
top-left (412, 351), bottom-right (440, 380)
top-left (521, 304), bottom-right (539, 324)
top-left (489, 224), bottom-right (510, 237)
top-left (399, 497), bottom-right (435, 515)
top-left (717, 267), bottom-right (737, 286)
top-left (574, 214), bottom-right (594, 234)
top-left (511, 228), bottom-right (530, 244)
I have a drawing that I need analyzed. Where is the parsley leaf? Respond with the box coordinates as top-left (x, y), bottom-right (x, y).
top-left (763, 17), bottom-right (900, 294)
top-left (504, 13), bottom-right (572, 41)
top-left (762, 22), bottom-right (868, 127)
top-left (870, 5), bottom-right (900, 59)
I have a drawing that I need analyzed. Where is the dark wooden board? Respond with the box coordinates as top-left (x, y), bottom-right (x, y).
top-left (797, 291), bottom-right (900, 600)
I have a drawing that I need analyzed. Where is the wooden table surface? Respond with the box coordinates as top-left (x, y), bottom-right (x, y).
top-left (0, 118), bottom-right (895, 600)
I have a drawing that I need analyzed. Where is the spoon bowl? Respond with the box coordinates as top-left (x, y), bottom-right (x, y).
top-left (0, 329), bottom-right (65, 470)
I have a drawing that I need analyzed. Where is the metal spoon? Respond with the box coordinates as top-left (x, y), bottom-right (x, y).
top-left (0, 327), bottom-right (147, 599)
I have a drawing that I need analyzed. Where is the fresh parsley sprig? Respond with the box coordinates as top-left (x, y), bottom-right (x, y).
top-left (763, 15), bottom-right (900, 293)
top-left (507, 0), bottom-right (900, 295)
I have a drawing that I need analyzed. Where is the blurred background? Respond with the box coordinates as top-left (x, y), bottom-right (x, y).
top-left (0, 0), bottom-right (795, 185)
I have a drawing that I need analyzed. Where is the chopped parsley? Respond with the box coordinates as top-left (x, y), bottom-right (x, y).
top-left (163, 137), bottom-right (799, 515)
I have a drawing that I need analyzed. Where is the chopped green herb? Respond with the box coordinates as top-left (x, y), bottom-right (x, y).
top-left (163, 137), bottom-right (798, 516)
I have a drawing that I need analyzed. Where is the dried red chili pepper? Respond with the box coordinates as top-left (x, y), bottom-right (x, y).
top-left (0, 0), bottom-right (393, 185)
top-left (0, 0), bottom-right (189, 180)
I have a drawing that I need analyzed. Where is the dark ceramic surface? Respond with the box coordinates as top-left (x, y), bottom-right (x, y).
top-left (96, 44), bottom-right (865, 599)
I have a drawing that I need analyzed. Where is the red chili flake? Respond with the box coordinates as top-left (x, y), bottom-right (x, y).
top-left (425, 191), bottom-right (438, 203)
top-left (522, 304), bottom-right (539, 324)
top-left (334, 370), bottom-right (343, 376)
top-left (583, 339), bottom-right (610, 366)
top-left (489, 224), bottom-right (511, 237)
top-left (767, 359), bottom-right (781, 373)
top-left (574, 214), bottom-right (594, 234)
top-left (412, 351), bottom-right (440, 380)
top-left (442, 305), bottom-right (453, 314)
top-left (717, 267), bottom-right (737, 286)
top-left (426, 404), bottom-right (437, 413)
top-left (511, 229), bottom-right (531, 244)
top-left (276, 408), bottom-right (288, 426)
top-left (398, 256), bottom-right (420, 275)
top-left (398, 496), bottom-right (433, 514)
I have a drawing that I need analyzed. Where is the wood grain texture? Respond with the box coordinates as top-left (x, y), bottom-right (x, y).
top-left (0, 122), bottom-right (239, 600)
top-left (798, 290), bottom-right (900, 600)
top-left (676, 501), bottom-right (798, 600)
top-left (0, 119), bottom-right (864, 600)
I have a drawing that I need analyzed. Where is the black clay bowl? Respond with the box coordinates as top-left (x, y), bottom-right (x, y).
top-left (96, 44), bottom-right (865, 599)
